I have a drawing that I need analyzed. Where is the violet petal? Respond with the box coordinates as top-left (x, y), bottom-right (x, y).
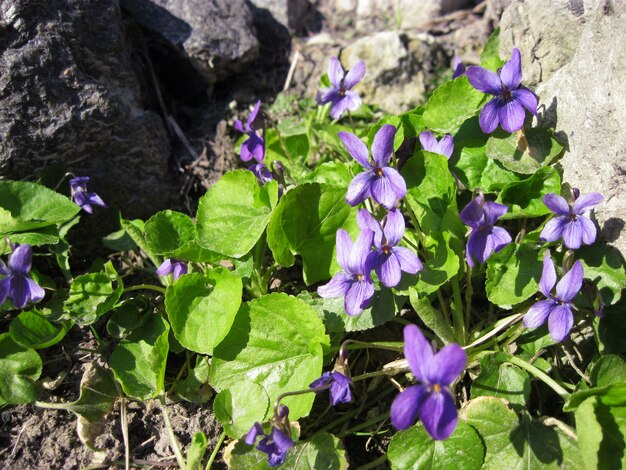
top-left (346, 171), bottom-right (375, 207)
top-left (539, 253), bottom-right (557, 298)
top-left (547, 304), bottom-right (574, 342)
top-left (338, 132), bottom-right (372, 169)
top-left (498, 99), bottom-right (526, 133)
top-left (466, 66), bottom-right (502, 95)
top-left (555, 260), bottom-right (584, 303)
top-left (8, 245), bottom-right (32, 275)
top-left (512, 88), bottom-right (538, 116)
top-left (418, 390), bottom-right (458, 441)
top-left (523, 299), bottom-right (556, 328)
top-left (317, 272), bottom-right (352, 298)
top-left (572, 192), bottom-right (604, 214)
top-left (499, 48), bottom-right (522, 90)
top-left (403, 324), bottom-right (433, 382)
top-left (390, 385), bottom-right (427, 430)
top-left (343, 61), bottom-right (366, 89)
top-left (393, 246), bottom-right (422, 274)
top-left (540, 216), bottom-right (568, 243)
top-left (478, 98), bottom-right (501, 134)
top-left (424, 344), bottom-right (467, 386)
top-left (383, 208), bottom-right (405, 246)
top-left (328, 57), bottom-right (343, 89)
top-left (371, 125), bottom-right (396, 168)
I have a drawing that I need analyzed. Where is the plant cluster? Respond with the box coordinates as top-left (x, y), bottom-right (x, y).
top-left (1, 30), bottom-right (625, 469)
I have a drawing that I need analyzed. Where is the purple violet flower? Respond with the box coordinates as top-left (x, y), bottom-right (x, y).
top-left (390, 325), bottom-right (466, 440)
top-left (316, 57), bottom-right (366, 120)
top-left (357, 208), bottom-right (422, 287)
top-left (309, 371), bottom-right (352, 405)
top-left (419, 131), bottom-right (454, 159)
top-left (156, 259), bottom-right (188, 280)
top-left (249, 163), bottom-right (274, 185)
top-left (245, 406), bottom-right (293, 467)
top-left (460, 194), bottom-right (512, 267)
top-left (0, 244), bottom-right (45, 308)
top-left (452, 56), bottom-right (466, 79)
top-left (317, 229), bottom-right (375, 317)
top-left (523, 253), bottom-right (584, 342)
top-left (340, 124), bottom-right (407, 210)
top-left (466, 48), bottom-right (538, 134)
top-left (540, 190), bottom-right (603, 250)
top-left (234, 100), bottom-right (265, 163)
top-left (70, 176), bottom-right (107, 214)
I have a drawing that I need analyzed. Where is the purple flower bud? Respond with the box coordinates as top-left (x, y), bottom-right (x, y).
top-left (245, 407), bottom-right (294, 467)
top-left (309, 371), bottom-right (353, 405)
top-left (0, 244), bottom-right (45, 308)
top-left (466, 48), bottom-right (538, 134)
top-left (70, 176), bottom-right (107, 214)
top-left (451, 56), bottom-right (466, 79)
top-left (419, 131), bottom-right (454, 159)
top-left (316, 57), bottom-right (365, 120)
top-left (156, 259), bottom-right (188, 280)
top-left (459, 194), bottom-right (511, 267)
top-left (235, 101), bottom-right (265, 163)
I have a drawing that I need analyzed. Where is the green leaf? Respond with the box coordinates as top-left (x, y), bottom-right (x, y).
top-left (575, 397), bottom-right (626, 470)
top-left (8, 227), bottom-right (60, 247)
top-left (577, 243), bottom-right (626, 306)
top-left (462, 397), bottom-right (583, 469)
top-left (486, 127), bottom-right (564, 175)
top-left (197, 170), bottom-right (278, 258)
top-left (120, 216), bottom-right (161, 267)
top-left (175, 356), bottom-right (213, 403)
top-left (102, 227), bottom-right (138, 251)
top-left (414, 232), bottom-right (460, 296)
top-left (388, 421), bottom-right (484, 470)
top-left (496, 167), bottom-right (561, 219)
top-left (591, 355), bottom-right (626, 387)
top-left (564, 355), bottom-right (626, 410)
top-left (0, 180), bottom-right (80, 233)
top-left (210, 293), bottom-right (329, 420)
top-left (470, 353), bottom-right (531, 405)
top-left (9, 310), bottom-right (69, 349)
top-left (402, 151), bottom-right (459, 235)
top-left (64, 266), bottom-right (122, 325)
top-left (165, 269), bottom-right (242, 355)
top-left (422, 77), bottom-right (485, 135)
top-left (302, 162), bottom-right (353, 188)
top-left (226, 432), bottom-right (347, 470)
top-left (214, 382), bottom-right (269, 438)
top-left (106, 296), bottom-right (152, 338)
top-left (409, 289), bottom-right (456, 344)
top-left (0, 333), bottom-right (42, 404)
top-left (187, 432), bottom-right (208, 470)
top-left (267, 183), bottom-right (358, 285)
top-left (453, 141), bottom-right (520, 192)
top-left (301, 287), bottom-right (403, 334)
top-left (485, 243), bottom-right (543, 309)
top-left (480, 27), bottom-right (504, 71)
top-left (110, 314), bottom-right (170, 400)
top-left (281, 432), bottom-right (347, 469)
top-left (144, 210), bottom-right (196, 256)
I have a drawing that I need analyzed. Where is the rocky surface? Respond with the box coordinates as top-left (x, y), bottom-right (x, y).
top-left (0, 0), bottom-right (179, 221)
top-left (249, 0), bottom-right (315, 32)
top-left (500, 0), bottom-right (626, 255)
top-left (120, 0), bottom-right (259, 84)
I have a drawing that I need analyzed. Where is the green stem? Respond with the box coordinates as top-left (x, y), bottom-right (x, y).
top-left (464, 266), bottom-right (473, 334)
top-left (125, 284), bottom-right (166, 294)
top-left (464, 313), bottom-right (523, 350)
top-left (159, 392), bottom-right (186, 469)
top-left (436, 289), bottom-right (451, 325)
top-left (451, 276), bottom-right (466, 344)
top-left (507, 356), bottom-right (570, 400)
top-left (341, 340), bottom-right (404, 353)
top-left (356, 454), bottom-right (389, 470)
top-left (337, 412), bottom-right (389, 438)
top-left (204, 431), bottom-right (226, 470)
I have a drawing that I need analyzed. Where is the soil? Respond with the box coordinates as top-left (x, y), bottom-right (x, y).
top-left (0, 1), bottom-right (493, 469)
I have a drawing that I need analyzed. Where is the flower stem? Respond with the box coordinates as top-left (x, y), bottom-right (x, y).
top-left (125, 284), bottom-right (166, 294)
top-left (204, 431), bottom-right (226, 470)
top-left (464, 266), bottom-right (473, 334)
top-left (337, 411), bottom-right (389, 438)
top-left (356, 454), bottom-right (389, 470)
top-left (506, 356), bottom-right (570, 400)
top-left (159, 392), bottom-right (186, 469)
top-left (464, 313), bottom-right (524, 350)
top-left (451, 276), bottom-right (466, 345)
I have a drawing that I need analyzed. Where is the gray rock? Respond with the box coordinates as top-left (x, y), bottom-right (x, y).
top-left (0, 0), bottom-right (178, 221)
top-left (121, 0), bottom-right (259, 83)
top-left (249, 0), bottom-right (312, 31)
top-left (500, 0), bottom-right (626, 255)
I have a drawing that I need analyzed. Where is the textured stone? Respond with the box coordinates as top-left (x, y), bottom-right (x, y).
top-left (121, 0), bottom-right (259, 83)
top-left (249, 0), bottom-right (312, 31)
top-left (500, 0), bottom-right (626, 255)
top-left (0, 0), bottom-right (179, 221)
